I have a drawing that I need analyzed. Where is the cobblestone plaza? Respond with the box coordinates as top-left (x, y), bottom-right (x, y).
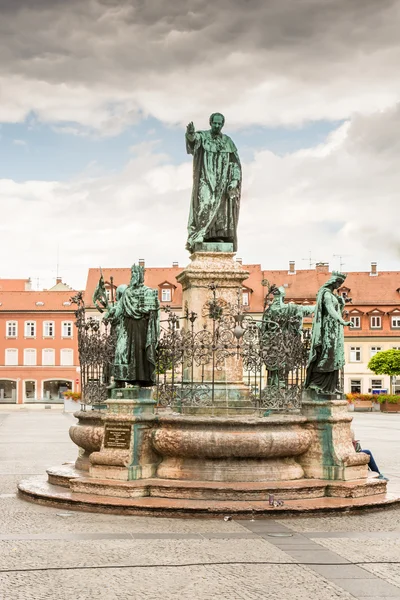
top-left (0, 408), bottom-right (400, 599)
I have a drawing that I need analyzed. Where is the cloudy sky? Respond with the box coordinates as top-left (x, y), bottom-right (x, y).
top-left (1, 0), bottom-right (400, 289)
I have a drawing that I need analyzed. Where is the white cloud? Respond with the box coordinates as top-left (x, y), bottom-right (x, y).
top-left (1, 105), bottom-right (399, 289)
top-left (12, 139), bottom-right (28, 147)
top-left (1, 1), bottom-right (400, 132)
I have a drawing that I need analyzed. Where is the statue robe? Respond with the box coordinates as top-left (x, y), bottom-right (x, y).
top-left (186, 130), bottom-right (242, 253)
top-left (305, 287), bottom-right (345, 394)
top-left (111, 284), bottom-right (160, 386)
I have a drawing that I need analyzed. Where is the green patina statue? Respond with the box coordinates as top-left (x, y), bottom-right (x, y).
top-left (264, 286), bottom-right (315, 333)
top-left (262, 286), bottom-right (314, 386)
top-left (185, 113), bottom-right (242, 253)
top-left (104, 265), bottom-right (160, 388)
top-left (305, 271), bottom-right (352, 395)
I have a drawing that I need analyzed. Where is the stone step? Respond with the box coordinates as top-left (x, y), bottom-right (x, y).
top-left (18, 475), bottom-right (400, 517)
top-left (47, 464), bottom-right (83, 487)
top-left (69, 475), bottom-right (384, 501)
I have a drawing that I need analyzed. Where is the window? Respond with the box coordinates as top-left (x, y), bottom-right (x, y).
top-left (371, 379), bottom-right (383, 391)
top-left (370, 346), bottom-right (382, 358)
top-left (350, 316), bottom-right (360, 329)
top-left (5, 349), bottom-right (18, 366)
top-left (60, 348), bottom-right (74, 366)
top-left (6, 321), bottom-right (18, 338)
top-left (242, 292), bottom-right (249, 306)
top-left (350, 379), bottom-right (362, 394)
top-left (42, 348), bottom-right (55, 366)
top-left (161, 288), bottom-right (171, 302)
top-left (370, 315), bottom-right (381, 329)
top-left (392, 346), bottom-right (400, 351)
top-left (24, 321), bottom-right (36, 337)
top-left (24, 381), bottom-right (36, 400)
top-left (24, 349), bottom-right (37, 366)
top-left (350, 347), bottom-right (361, 362)
top-left (43, 321), bottom-right (55, 337)
top-left (61, 321), bottom-right (73, 338)
top-left (391, 317), bottom-right (400, 329)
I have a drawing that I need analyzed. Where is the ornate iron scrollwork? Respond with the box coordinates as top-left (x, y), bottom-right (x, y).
top-left (73, 283), bottom-right (310, 413)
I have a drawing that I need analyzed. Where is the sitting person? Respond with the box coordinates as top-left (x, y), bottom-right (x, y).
top-left (352, 430), bottom-right (388, 481)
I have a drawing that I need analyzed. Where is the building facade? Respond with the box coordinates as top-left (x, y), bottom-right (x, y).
top-left (0, 280), bottom-right (79, 404)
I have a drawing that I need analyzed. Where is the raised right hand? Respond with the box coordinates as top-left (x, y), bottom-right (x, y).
top-left (186, 121), bottom-right (195, 134)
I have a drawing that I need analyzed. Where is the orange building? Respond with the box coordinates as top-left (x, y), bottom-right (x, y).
top-left (0, 279), bottom-right (79, 404)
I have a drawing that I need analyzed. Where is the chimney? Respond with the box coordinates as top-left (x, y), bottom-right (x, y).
top-left (370, 262), bottom-right (378, 276)
top-left (316, 262), bottom-right (329, 274)
top-left (172, 261), bottom-right (179, 267)
top-left (288, 261), bottom-right (296, 275)
top-left (236, 258), bottom-right (242, 264)
top-left (56, 276), bottom-right (62, 284)
top-left (138, 259), bottom-right (145, 268)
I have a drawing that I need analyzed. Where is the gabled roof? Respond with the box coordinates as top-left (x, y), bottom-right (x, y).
top-left (158, 280), bottom-right (177, 289)
top-left (366, 308), bottom-right (386, 315)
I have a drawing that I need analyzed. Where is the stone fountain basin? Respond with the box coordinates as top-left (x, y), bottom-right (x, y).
top-left (151, 414), bottom-right (312, 482)
top-left (69, 410), bottom-right (104, 471)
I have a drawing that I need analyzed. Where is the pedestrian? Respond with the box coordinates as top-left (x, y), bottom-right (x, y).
top-left (352, 430), bottom-right (389, 481)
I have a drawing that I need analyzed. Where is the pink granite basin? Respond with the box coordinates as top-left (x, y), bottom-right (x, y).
top-left (152, 415), bottom-right (312, 482)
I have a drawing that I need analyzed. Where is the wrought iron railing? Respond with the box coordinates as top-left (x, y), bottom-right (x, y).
top-left (72, 285), bottom-right (310, 413)
top-left (71, 292), bottom-right (116, 408)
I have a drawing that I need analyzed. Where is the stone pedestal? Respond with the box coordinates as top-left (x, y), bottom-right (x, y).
top-left (89, 387), bottom-right (159, 482)
top-left (177, 250), bottom-right (251, 409)
top-left (299, 391), bottom-right (369, 481)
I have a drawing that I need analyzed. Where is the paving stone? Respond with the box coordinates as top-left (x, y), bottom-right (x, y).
top-left (284, 549), bottom-right (350, 564)
top-left (329, 578), bottom-right (400, 597)
top-left (0, 408), bottom-right (399, 599)
top-left (310, 564), bottom-right (377, 579)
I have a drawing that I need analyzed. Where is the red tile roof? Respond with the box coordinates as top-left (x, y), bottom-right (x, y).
top-left (0, 279), bottom-right (31, 292)
top-left (0, 291), bottom-right (78, 312)
top-left (85, 266), bottom-right (400, 313)
top-left (262, 269), bottom-right (400, 306)
top-left (85, 268), bottom-right (183, 308)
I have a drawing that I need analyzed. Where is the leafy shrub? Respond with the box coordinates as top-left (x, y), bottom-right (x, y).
top-left (368, 349), bottom-right (400, 376)
top-left (346, 393), bottom-right (400, 404)
top-left (63, 391), bottom-right (82, 402)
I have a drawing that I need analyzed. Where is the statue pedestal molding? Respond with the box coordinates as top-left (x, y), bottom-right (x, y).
top-left (299, 391), bottom-right (369, 481)
top-left (177, 251), bottom-right (252, 411)
top-left (89, 387), bottom-right (159, 482)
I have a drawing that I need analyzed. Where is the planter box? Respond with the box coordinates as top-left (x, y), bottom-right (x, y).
top-left (380, 401), bottom-right (400, 413)
top-left (353, 400), bottom-right (373, 412)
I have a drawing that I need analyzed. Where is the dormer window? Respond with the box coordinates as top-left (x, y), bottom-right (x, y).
top-left (242, 286), bottom-right (252, 307)
top-left (161, 288), bottom-right (171, 302)
top-left (159, 281), bottom-right (176, 303)
top-left (370, 315), bottom-right (381, 329)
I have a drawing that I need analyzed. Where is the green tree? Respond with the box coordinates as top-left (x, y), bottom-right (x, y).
top-left (368, 349), bottom-right (400, 377)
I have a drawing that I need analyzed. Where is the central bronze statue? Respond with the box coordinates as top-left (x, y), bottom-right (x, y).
top-left (185, 113), bottom-right (242, 253)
